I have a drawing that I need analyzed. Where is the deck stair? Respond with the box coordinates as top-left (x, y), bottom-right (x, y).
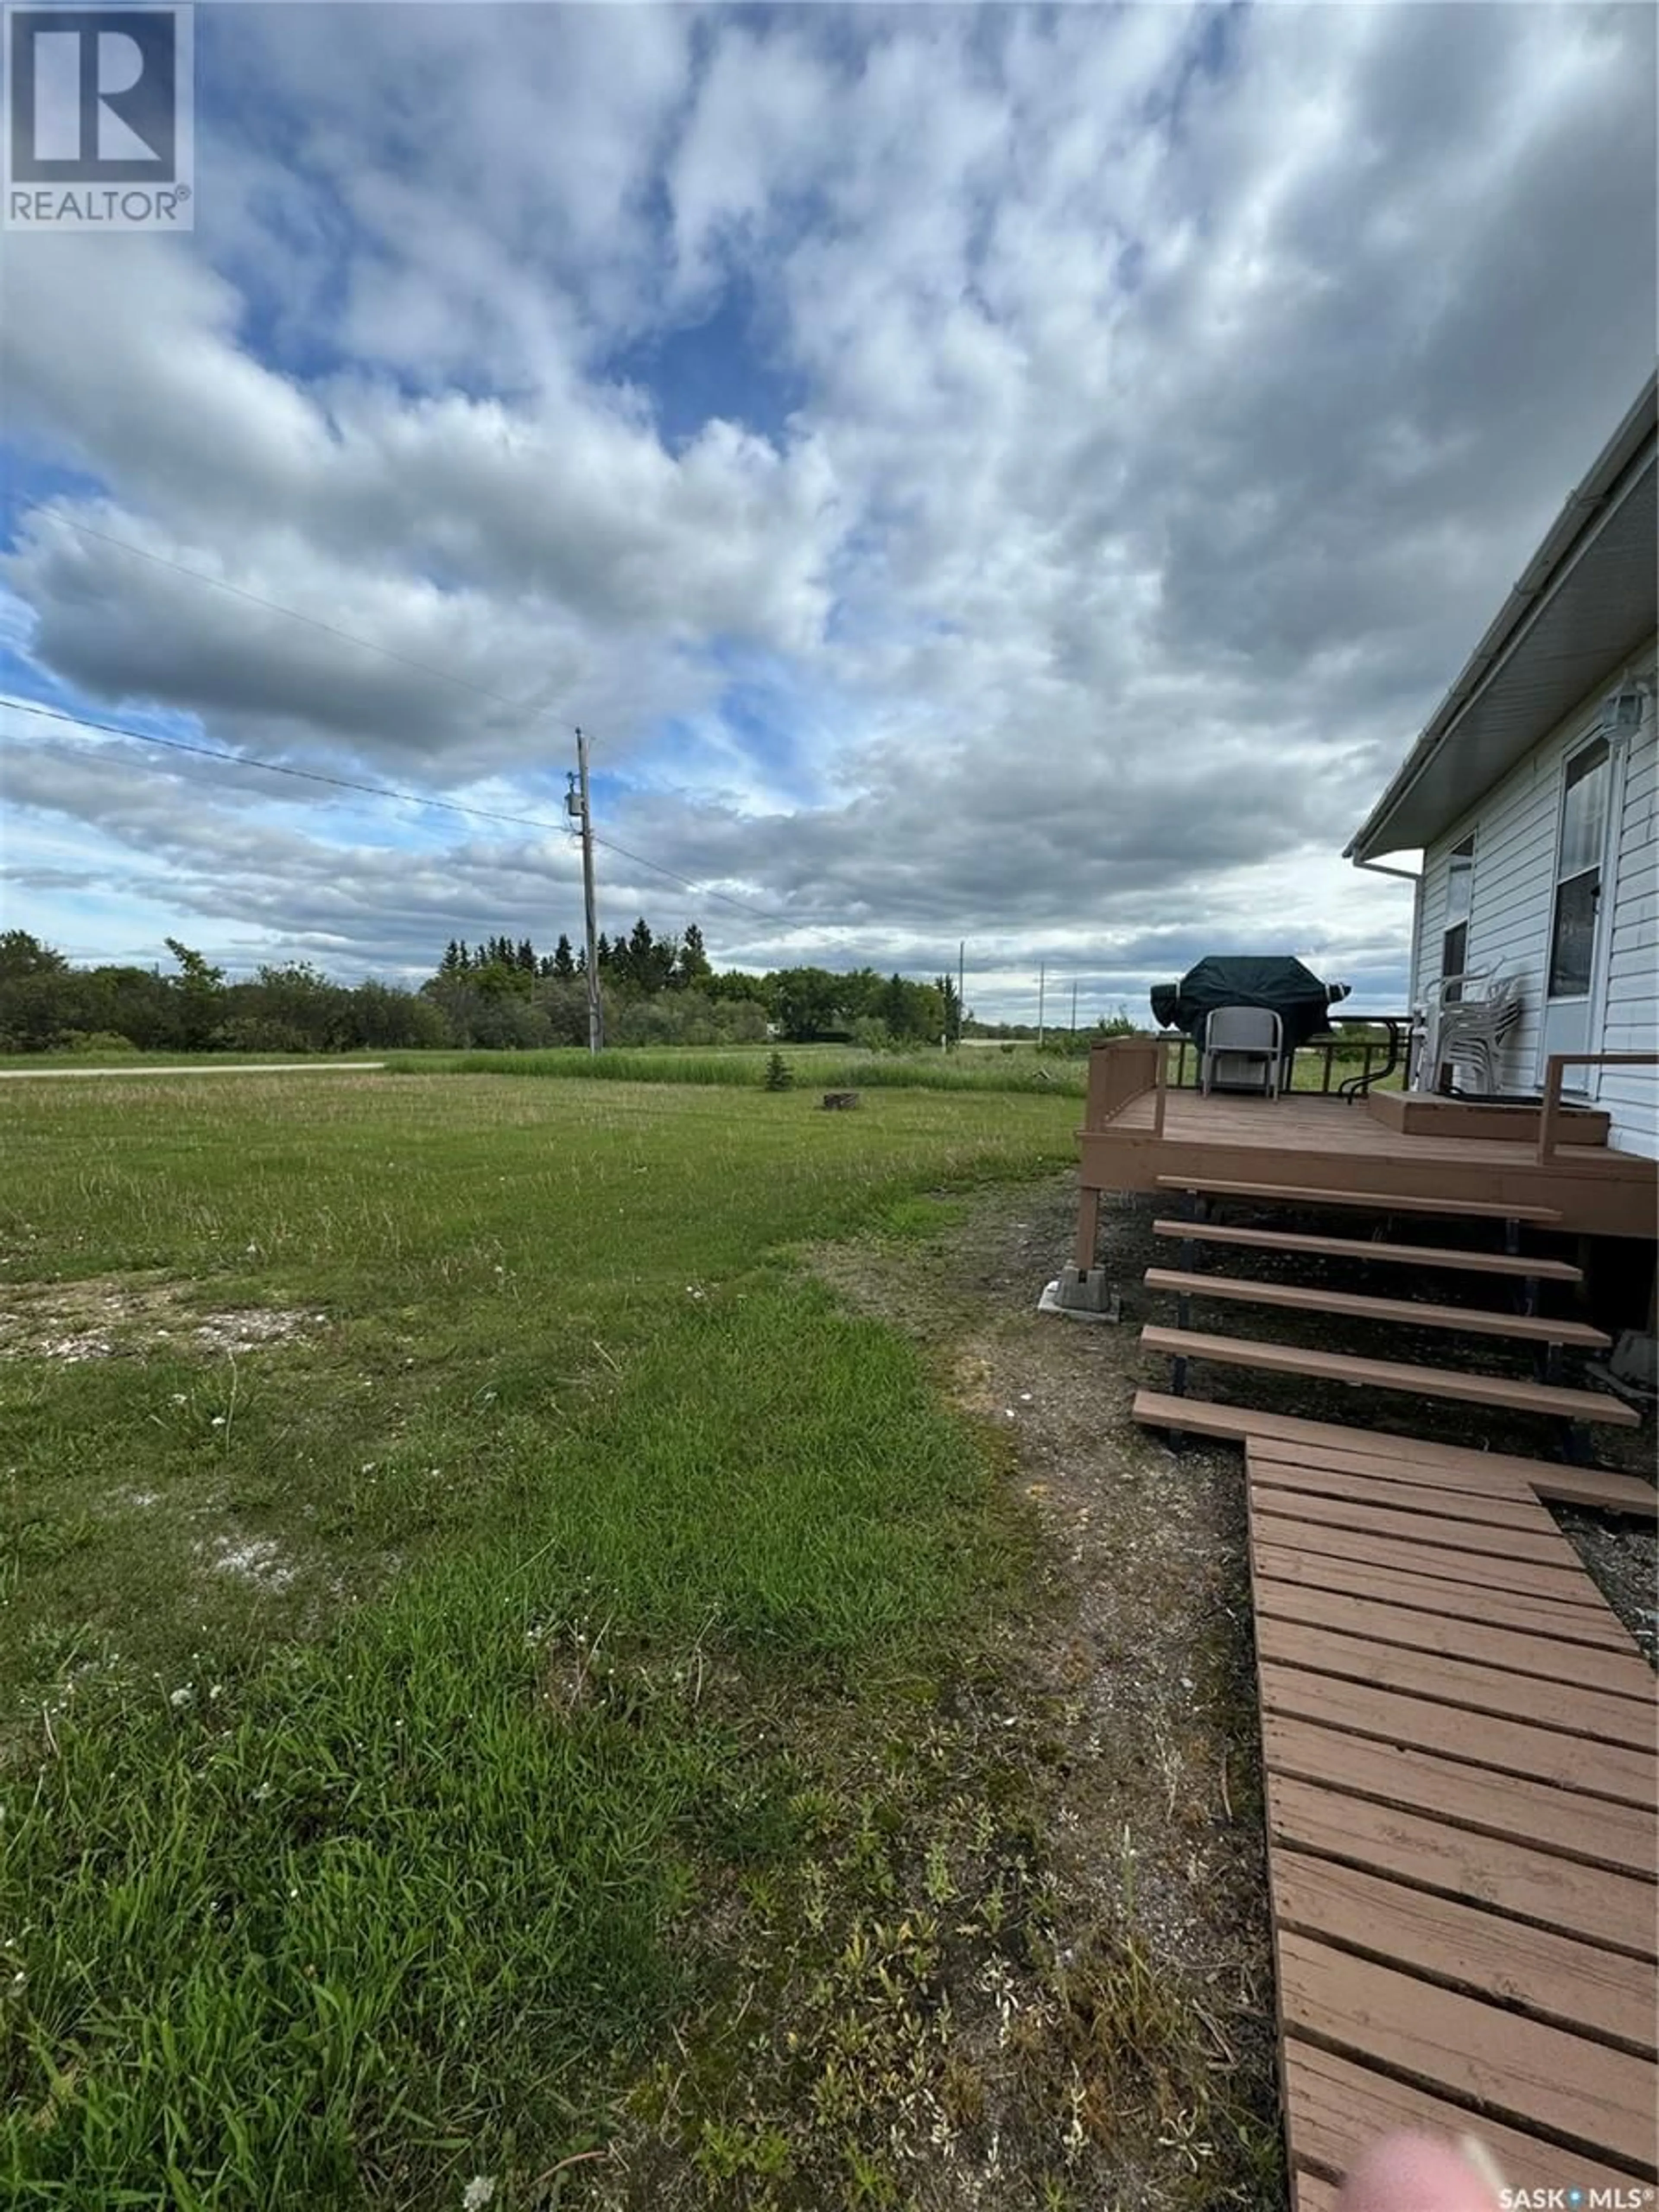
top-left (1140, 1179), bottom-right (1638, 1449)
top-left (1151, 1175), bottom-right (1562, 1222)
top-left (1150, 1219), bottom-right (1583, 1284)
top-left (1141, 1325), bottom-right (1637, 1427)
top-left (1142, 1271), bottom-right (1609, 1348)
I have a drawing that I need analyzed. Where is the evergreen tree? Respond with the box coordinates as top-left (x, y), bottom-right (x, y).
top-left (517, 938), bottom-right (536, 973)
top-left (552, 934), bottom-right (576, 980)
top-left (676, 922), bottom-right (712, 991)
top-left (621, 917), bottom-right (656, 992)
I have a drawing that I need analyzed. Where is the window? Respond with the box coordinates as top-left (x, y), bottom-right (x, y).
top-left (1547, 740), bottom-right (1610, 999)
top-left (1441, 835), bottom-right (1474, 1001)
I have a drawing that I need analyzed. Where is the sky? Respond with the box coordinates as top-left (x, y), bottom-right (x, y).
top-left (1, 1), bottom-right (1655, 1022)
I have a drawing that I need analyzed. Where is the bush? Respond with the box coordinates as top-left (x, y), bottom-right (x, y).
top-left (63, 1030), bottom-right (140, 1056)
top-left (763, 1051), bottom-right (795, 1092)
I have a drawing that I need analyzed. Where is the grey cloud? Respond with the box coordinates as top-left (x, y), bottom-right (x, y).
top-left (0, 3), bottom-right (1651, 1011)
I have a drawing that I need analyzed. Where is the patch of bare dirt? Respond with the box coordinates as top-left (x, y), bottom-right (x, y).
top-left (0, 1275), bottom-right (323, 1361)
top-left (197, 1533), bottom-right (298, 1592)
top-left (807, 1173), bottom-right (1284, 2208)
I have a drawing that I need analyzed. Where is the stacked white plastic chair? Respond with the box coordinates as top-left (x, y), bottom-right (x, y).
top-left (1412, 967), bottom-right (1522, 1096)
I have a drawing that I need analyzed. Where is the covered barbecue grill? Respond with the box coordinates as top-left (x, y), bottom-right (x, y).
top-left (1149, 957), bottom-right (1350, 1058)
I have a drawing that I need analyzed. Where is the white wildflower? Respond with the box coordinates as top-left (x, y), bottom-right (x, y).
top-left (170, 1393), bottom-right (188, 1407)
top-left (462, 2180), bottom-right (497, 2212)
top-left (169, 1686), bottom-right (194, 1708)
top-left (210, 1415), bottom-right (226, 1429)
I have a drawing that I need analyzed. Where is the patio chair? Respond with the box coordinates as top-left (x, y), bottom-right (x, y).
top-left (1199, 1005), bottom-right (1284, 1098)
top-left (1413, 967), bottom-right (1522, 1096)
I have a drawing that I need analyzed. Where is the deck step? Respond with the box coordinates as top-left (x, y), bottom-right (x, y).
top-left (1150, 1219), bottom-right (1583, 1283)
top-left (1139, 1326), bottom-right (1639, 1427)
top-left (1143, 1270), bottom-right (1609, 1348)
top-left (1129, 1391), bottom-right (1658, 1515)
top-left (1154, 1176), bottom-right (1562, 1224)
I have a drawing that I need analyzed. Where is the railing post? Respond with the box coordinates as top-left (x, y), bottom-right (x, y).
top-left (1536, 1055), bottom-right (1565, 1167)
top-left (1153, 1034), bottom-right (1169, 1137)
top-left (1084, 1040), bottom-right (1115, 1132)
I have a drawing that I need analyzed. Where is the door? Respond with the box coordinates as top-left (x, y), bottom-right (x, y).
top-left (1538, 735), bottom-right (1613, 1090)
top-left (1440, 834), bottom-right (1475, 1002)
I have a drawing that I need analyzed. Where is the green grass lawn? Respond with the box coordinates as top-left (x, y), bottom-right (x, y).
top-left (1, 1072), bottom-right (1096, 2209)
top-left (394, 1044), bottom-right (1093, 1095)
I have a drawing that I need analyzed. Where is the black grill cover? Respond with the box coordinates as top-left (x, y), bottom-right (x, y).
top-left (1149, 957), bottom-right (1349, 1052)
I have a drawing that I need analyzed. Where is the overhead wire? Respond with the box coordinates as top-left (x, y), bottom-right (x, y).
top-left (9, 515), bottom-right (831, 928)
top-left (1, 697), bottom-right (816, 928)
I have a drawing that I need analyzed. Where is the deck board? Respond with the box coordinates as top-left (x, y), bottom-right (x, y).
top-left (1262, 1718), bottom-right (1658, 1879)
top-left (1254, 1581), bottom-right (1659, 1700)
top-left (1133, 1391), bottom-right (1659, 1516)
top-left (1243, 1429), bottom-right (1659, 2202)
top-left (1082, 1082), bottom-right (1656, 1238)
top-left (1257, 1618), bottom-right (1656, 1747)
top-left (1270, 1855), bottom-right (1656, 2053)
top-left (1253, 1544), bottom-right (1636, 1647)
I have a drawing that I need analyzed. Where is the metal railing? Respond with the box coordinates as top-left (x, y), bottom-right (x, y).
top-left (1159, 1016), bottom-right (1413, 1099)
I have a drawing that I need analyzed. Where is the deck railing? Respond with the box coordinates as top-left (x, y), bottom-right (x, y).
top-left (1160, 1017), bottom-right (1413, 1097)
top-left (1084, 1036), bottom-right (1165, 1131)
top-left (1538, 1052), bottom-right (1659, 1164)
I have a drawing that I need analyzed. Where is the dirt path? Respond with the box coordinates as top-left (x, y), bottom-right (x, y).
top-left (0, 1061), bottom-right (385, 1079)
top-left (808, 1171), bottom-right (1286, 2209)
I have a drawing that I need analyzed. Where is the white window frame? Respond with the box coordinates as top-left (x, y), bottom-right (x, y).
top-left (1536, 720), bottom-right (1630, 1096)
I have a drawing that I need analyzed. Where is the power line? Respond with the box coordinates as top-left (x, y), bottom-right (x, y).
top-left (15, 519), bottom-right (826, 929)
top-left (587, 828), bottom-right (798, 924)
top-left (2, 699), bottom-right (570, 832)
top-left (2, 696), bottom-right (816, 926)
top-left (37, 516), bottom-right (538, 715)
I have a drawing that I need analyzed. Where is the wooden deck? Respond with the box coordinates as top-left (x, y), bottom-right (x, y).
top-left (1237, 1420), bottom-right (1658, 2208)
top-left (1076, 1044), bottom-right (1658, 1247)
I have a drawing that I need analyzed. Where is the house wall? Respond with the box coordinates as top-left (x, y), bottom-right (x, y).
top-left (1412, 638), bottom-right (1659, 1159)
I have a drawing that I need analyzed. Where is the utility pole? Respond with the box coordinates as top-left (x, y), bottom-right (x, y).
top-left (1037, 962), bottom-right (1046, 1052)
top-left (956, 939), bottom-right (965, 1052)
top-left (569, 727), bottom-right (604, 1054)
top-left (1070, 979), bottom-right (1078, 1039)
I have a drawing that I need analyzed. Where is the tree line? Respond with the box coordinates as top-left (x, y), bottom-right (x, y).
top-left (0, 923), bottom-right (972, 1055)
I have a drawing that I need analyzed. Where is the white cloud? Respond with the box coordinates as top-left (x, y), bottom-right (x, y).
top-left (1, 1), bottom-right (1653, 1011)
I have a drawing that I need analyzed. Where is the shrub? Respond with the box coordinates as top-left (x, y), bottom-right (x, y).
top-left (63, 1030), bottom-right (140, 1056)
top-left (763, 1051), bottom-right (795, 1092)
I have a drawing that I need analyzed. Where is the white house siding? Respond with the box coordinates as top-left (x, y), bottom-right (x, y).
top-left (1412, 642), bottom-right (1659, 1159)
top-left (1602, 715), bottom-right (1659, 1154)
